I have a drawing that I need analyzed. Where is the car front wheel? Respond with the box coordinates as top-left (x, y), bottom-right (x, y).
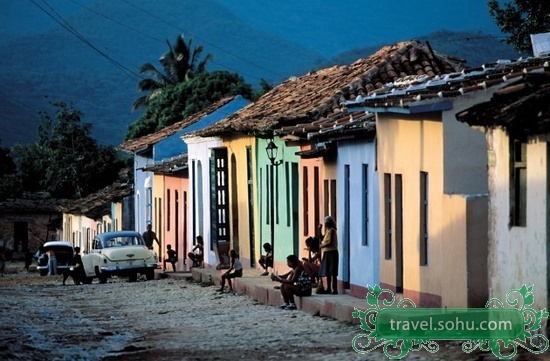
top-left (82, 277), bottom-right (93, 284)
top-left (145, 269), bottom-right (155, 280)
top-left (129, 273), bottom-right (138, 282)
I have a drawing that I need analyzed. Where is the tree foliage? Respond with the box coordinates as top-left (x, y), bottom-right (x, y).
top-left (126, 71), bottom-right (253, 140)
top-left (253, 78), bottom-right (274, 101)
top-left (132, 34), bottom-right (213, 111)
top-left (488, 0), bottom-right (550, 54)
top-left (12, 102), bottom-right (128, 199)
top-left (0, 139), bottom-right (23, 199)
top-left (11, 142), bottom-right (42, 193)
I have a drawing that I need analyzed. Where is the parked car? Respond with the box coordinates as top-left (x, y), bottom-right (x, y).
top-left (81, 231), bottom-right (158, 283)
top-left (36, 241), bottom-right (74, 276)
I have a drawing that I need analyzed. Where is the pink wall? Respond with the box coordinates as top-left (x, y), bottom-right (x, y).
top-left (163, 174), bottom-right (188, 272)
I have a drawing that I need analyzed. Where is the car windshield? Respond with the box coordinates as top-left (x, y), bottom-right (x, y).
top-left (104, 236), bottom-right (144, 248)
top-left (42, 245), bottom-right (73, 254)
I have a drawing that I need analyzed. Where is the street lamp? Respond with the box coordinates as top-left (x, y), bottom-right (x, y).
top-left (265, 139), bottom-right (282, 272)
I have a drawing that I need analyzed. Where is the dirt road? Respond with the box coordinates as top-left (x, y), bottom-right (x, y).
top-left (0, 263), bottom-right (545, 361)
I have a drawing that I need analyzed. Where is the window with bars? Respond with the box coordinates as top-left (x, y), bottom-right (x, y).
top-left (362, 164), bottom-right (369, 246)
top-left (384, 173), bottom-right (392, 259)
top-left (510, 139), bottom-right (527, 227)
top-left (420, 171), bottom-right (428, 266)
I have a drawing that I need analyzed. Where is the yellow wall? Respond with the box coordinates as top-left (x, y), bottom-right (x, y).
top-left (112, 201), bottom-right (122, 231)
top-left (377, 112), bottom-right (470, 307)
top-left (224, 135), bottom-right (257, 267)
top-left (62, 213), bottom-right (98, 253)
top-left (153, 173), bottom-right (164, 257)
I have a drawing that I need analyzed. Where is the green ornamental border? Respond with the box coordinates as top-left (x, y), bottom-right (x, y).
top-left (351, 284), bottom-right (549, 359)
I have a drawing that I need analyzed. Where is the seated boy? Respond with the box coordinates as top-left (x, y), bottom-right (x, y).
top-left (258, 243), bottom-right (273, 276)
top-left (163, 244), bottom-right (177, 272)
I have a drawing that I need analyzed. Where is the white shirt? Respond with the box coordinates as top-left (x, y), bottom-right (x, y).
top-left (232, 257), bottom-right (243, 271)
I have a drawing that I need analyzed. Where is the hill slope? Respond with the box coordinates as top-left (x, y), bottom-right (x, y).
top-left (0, 0), bottom-right (324, 147)
top-left (0, 0), bottom-right (517, 147)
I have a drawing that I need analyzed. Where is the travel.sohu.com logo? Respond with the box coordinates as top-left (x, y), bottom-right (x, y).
top-left (352, 284), bottom-right (548, 359)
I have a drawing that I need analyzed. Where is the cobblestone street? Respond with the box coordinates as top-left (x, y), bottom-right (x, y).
top-left (0, 263), bottom-right (546, 361)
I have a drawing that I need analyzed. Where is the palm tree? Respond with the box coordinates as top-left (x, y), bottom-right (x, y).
top-left (132, 34), bottom-right (213, 110)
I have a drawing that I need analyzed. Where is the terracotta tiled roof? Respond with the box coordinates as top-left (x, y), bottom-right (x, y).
top-left (141, 154), bottom-right (188, 174)
top-left (0, 196), bottom-right (70, 213)
top-left (195, 41), bottom-right (466, 138)
top-left (58, 169), bottom-right (133, 220)
top-left (456, 69), bottom-right (550, 137)
top-left (346, 56), bottom-right (549, 114)
top-left (118, 96), bottom-right (239, 153)
top-left (58, 181), bottom-right (133, 220)
top-left (276, 111), bottom-right (375, 142)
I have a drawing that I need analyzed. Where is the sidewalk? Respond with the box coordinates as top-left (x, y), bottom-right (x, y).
top-left (161, 267), bottom-right (368, 325)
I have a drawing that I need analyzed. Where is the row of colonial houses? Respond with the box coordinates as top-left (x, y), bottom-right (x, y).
top-left (57, 40), bottom-right (549, 316)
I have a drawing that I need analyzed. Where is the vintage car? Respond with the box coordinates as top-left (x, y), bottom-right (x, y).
top-left (36, 241), bottom-right (75, 276)
top-left (81, 231), bottom-right (158, 283)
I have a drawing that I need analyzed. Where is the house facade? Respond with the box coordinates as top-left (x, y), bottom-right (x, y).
top-left (119, 96), bottom-right (250, 268)
top-left (256, 137), bottom-right (301, 270)
top-left (0, 196), bottom-right (65, 257)
top-left (346, 97), bottom-right (491, 307)
top-left (194, 40), bottom-right (464, 284)
top-left (371, 108), bottom-right (488, 308)
top-left (183, 135), bottom-right (223, 268)
top-left (142, 155), bottom-right (188, 271)
top-left (456, 67), bottom-right (550, 318)
top-left (58, 171), bottom-right (133, 253)
top-left (269, 40), bottom-right (464, 295)
top-left (346, 56), bottom-right (550, 307)
top-left (217, 135), bottom-right (258, 268)
top-left (298, 113), bottom-right (380, 297)
top-left (335, 137), bottom-right (379, 298)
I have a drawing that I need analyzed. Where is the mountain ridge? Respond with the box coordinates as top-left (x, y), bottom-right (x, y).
top-left (0, 0), bottom-right (518, 148)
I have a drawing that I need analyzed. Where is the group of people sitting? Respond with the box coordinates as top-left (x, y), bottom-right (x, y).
top-left (161, 235), bottom-right (204, 272)
top-left (212, 216), bottom-right (338, 309)
top-left (268, 215), bottom-right (339, 310)
top-left (165, 216), bottom-right (339, 311)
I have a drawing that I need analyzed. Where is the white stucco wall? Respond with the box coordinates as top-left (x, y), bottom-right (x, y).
top-left (184, 135), bottom-right (222, 268)
top-left (62, 214), bottom-right (98, 253)
top-left (337, 139), bottom-right (380, 291)
top-left (134, 154), bottom-right (153, 235)
top-left (487, 128), bottom-right (548, 313)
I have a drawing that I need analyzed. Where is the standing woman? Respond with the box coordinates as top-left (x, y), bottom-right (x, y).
top-left (317, 216), bottom-right (339, 294)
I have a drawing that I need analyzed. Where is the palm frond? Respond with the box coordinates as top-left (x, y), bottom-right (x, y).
top-left (131, 96), bottom-right (148, 111)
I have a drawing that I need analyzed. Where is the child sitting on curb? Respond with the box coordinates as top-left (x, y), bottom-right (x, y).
top-left (218, 249), bottom-right (243, 293)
